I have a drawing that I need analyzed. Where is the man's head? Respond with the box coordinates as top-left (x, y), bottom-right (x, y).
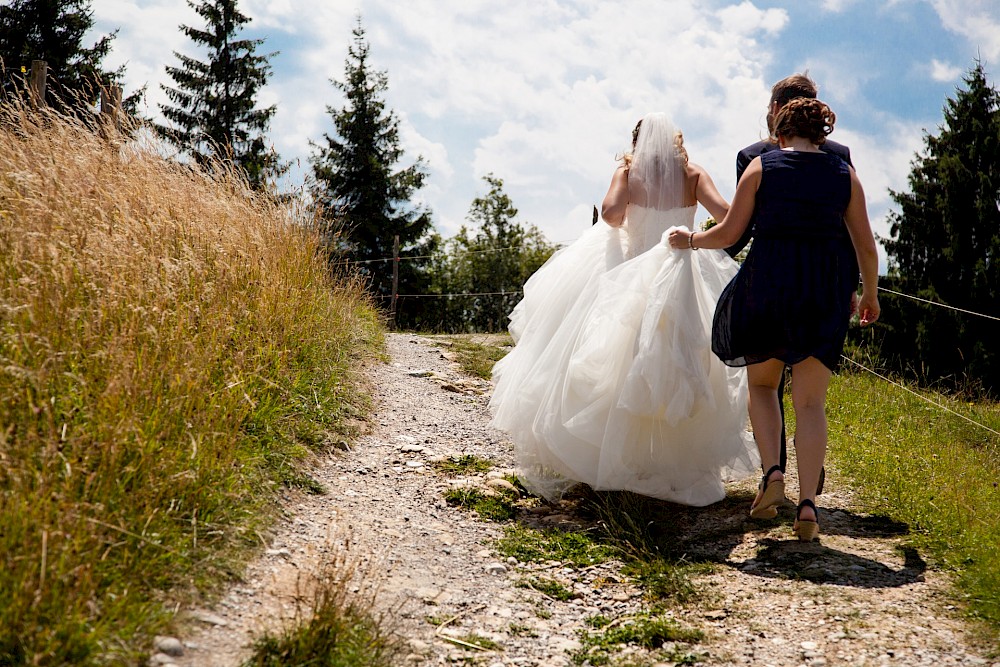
top-left (766, 73), bottom-right (819, 134)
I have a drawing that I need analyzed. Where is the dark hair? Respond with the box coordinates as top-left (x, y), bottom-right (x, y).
top-left (770, 73), bottom-right (818, 107)
top-left (772, 98), bottom-right (836, 145)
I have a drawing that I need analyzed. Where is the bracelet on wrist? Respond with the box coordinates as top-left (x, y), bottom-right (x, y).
top-left (689, 232), bottom-right (698, 250)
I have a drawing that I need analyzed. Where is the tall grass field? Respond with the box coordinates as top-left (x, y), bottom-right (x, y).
top-left (0, 104), bottom-right (383, 664)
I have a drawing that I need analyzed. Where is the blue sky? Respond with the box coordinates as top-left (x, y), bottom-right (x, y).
top-left (92, 1), bottom-right (1000, 271)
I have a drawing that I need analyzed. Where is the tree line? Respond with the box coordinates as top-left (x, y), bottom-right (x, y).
top-left (1, 1), bottom-right (997, 394)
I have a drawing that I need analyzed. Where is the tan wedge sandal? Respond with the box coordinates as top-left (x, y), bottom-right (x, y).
top-left (793, 498), bottom-right (820, 542)
top-left (749, 464), bottom-right (785, 519)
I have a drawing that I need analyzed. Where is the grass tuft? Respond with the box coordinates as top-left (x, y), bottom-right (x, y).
top-left (242, 544), bottom-right (401, 666)
top-left (444, 487), bottom-right (520, 522)
top-left (495, 523), bottom-right (617, 567)
top-left (572, 612), bottom-right (704, 666)
top-left (432, 453), bottom-right (494, 475)
top-left (431, 335), bottom-right (512, 379)
top-left (516, 576), bottom-right (578, 601)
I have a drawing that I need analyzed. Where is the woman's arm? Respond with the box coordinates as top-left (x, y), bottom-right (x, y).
top-left (601, 165), bottom-right (629, 227)
top-left (692, 163), bottom-right (729, 222)
top-left (844, 169), bottom-right (880, 326)
top-left (668, 157), bottom-right (761, 249)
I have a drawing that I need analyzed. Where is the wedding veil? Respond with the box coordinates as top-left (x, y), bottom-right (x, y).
top-left (627, 112), bottom-right (686, 212)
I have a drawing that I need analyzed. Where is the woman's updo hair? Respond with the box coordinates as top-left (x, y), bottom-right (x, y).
top-left (621, 119), bottom-right (689, 168)
top-left (772, 98), bottom-right (836, 145)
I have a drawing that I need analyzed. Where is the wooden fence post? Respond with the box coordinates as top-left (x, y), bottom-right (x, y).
top-left (100, 85), bottom-right (122, 128)
top-left (100, 85), bottom-right (122, 138)
top-left (29, 60), bottom-right (47, 108)
top-left (390, 235), bottom-right (400, 328)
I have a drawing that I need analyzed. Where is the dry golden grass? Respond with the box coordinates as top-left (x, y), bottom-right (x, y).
top-left (0, 103), bottom-right (383, 664)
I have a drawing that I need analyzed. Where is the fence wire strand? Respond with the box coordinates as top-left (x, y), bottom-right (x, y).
top-left (878, 287), bottom-right (1000, 322)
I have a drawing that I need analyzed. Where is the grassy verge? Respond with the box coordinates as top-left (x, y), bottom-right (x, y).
top-left (826, 359), bottom-right (1000, 633)
top-left (0, 105), bottom-right (383, 664)
top-left (430, 334), bottom-right (512, 379)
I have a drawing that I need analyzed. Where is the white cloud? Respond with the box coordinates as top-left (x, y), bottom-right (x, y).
top-left (832, 117), bottom-right (928, 273)
top-left (88, 0), bottom-right (959, 273)
top-left (927, 0), bottom-right (1000, 62)
top-left (820, 0), bottom-right (860, 12)
top-left (929, 58), bottom-right (963, 81)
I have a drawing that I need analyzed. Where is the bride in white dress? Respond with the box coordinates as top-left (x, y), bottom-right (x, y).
top-left (489, 112), bottom-right (760, 505)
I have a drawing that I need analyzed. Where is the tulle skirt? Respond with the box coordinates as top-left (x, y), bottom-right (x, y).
top-left (490, 224), bottom-right (759, 505)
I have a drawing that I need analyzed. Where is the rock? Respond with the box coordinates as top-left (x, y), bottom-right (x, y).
top-left (485, 562), bottom-right (508, 575)
top-left (412, 587), bottom-right (445, 604)
top-left (547, 636), bottom-right (582, 652)
top-left (190, 610), bottom-right (228, 626)
top-left (147, 654), bottom-right (176, 666)
top-left (409, 638), bottom-right (432, 653)
top-left (153, 636), bottom-right (184, 657)
top-left (485, 478), bottom-right (518, 492)
top-left (440, 383), bottom-right (462, 393)
top-left (265, 548), bottom-right (291, 559)
top-left (408, 369), bottom-right (434, 377)
top-left (400, 443), bottom-right (426, 453)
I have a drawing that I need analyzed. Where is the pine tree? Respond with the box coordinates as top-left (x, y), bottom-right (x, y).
top-left (880, 60), bottom-right (1000, 393)
top-left (311, 17), bottom-right (435, 327)
top-left (0, 0), bottom-right (141, 114)
top-left (158, 0), bottom-right (281, 189)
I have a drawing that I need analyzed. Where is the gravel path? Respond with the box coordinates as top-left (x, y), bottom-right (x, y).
top-left (164, 333), bottom-right (996, 667)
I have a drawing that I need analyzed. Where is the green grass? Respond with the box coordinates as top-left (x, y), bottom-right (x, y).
top-left (825, 362), bottom-right (1000, 633)
top-left (432, 334), bottom-right (512, 379)
top-left (571, 612), bottom-right (704, 666)
top-left (0, 105), bottom-right (384, 664)
top-left (495, 523), bottom-right (618, 567)
top-left (444, 487), bottom-right (520, 522)
top-left (516, 576), bottom-right (578, 601)
top-left (432, 453), bottom-right (494, 475)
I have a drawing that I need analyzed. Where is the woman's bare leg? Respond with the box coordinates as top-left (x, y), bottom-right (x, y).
top-left (789, 357), bottom-right (831, 523)
top-left (747, 359), bottom-right (786, 496)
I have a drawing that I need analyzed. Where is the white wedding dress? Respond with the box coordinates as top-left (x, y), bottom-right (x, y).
top-left (489, 203), bottom-right (760, 505)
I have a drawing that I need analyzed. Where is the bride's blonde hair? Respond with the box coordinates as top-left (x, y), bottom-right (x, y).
top-left (620, 119), bottom-right (689, 169)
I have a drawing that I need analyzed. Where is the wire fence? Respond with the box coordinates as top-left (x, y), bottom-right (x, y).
top-left (341, 242), bottom-right (1000, 323)
top-left (361, 239), bottom-right (1000, 437)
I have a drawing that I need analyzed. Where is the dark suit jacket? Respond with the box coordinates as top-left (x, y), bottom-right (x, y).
top-left (725, 138), bottom-right (852, 258)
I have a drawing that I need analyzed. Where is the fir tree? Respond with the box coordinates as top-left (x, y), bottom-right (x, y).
top-left (0, 0), bottom-right (141, 114)
top-left (158, 0), bottom-right (281, 189)
top-left (880, 60), bottom-right (1000, 393)
top-left (311, 17), bottom-right (435, 326)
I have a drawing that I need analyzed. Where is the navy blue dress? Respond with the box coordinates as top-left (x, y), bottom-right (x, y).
top-left (712, 150), bottom-right (857, 371)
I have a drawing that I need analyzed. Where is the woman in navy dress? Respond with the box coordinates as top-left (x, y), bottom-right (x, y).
top-left (667, 98), bottom-right (880, 541)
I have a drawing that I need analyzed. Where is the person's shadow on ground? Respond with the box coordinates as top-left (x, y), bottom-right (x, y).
top-left (533, 487), bottom-right (925, 590)
top-left (657, 492), bottom-right (925, 590)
